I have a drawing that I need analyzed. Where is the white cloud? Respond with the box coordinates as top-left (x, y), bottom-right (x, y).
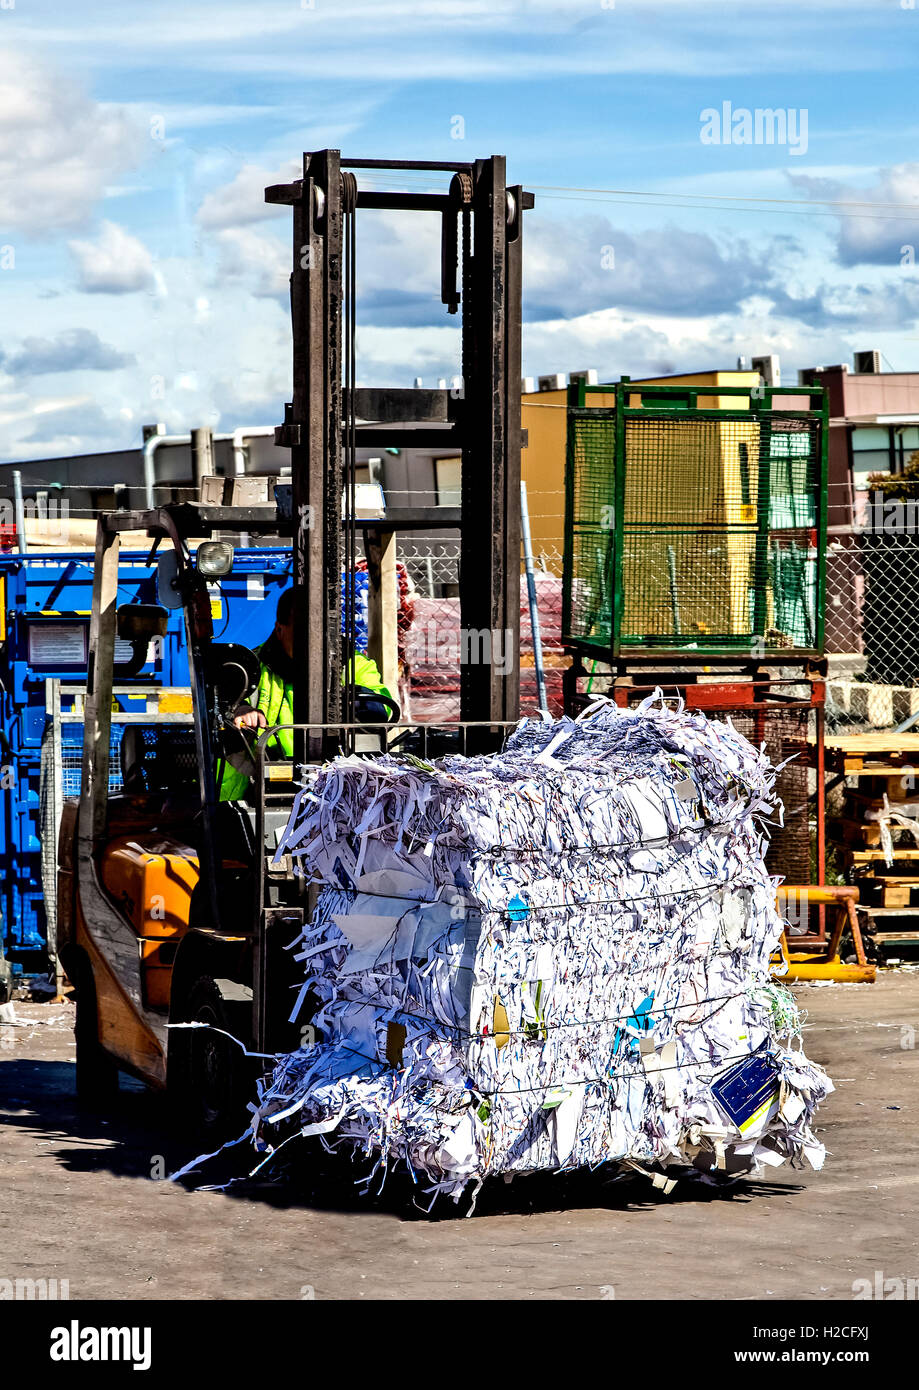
top-left (520, 302), bottom-right (846, 385)
top-left (214, 228), bottom-right (289, 298)
top-left (197, 161), bottom-right (300, 230)
top-left (69, 220), bottom-right (156, 293)
top-left (788, 163), bottom-right (919, 267)
top-left (2, 328), bottom-right (135, 376)
top-left (524, 215), bottom-right (788, 320)
top-left (15, 0), bottom-right (897, 81)
top-left (0, 50), bottom-right (145, 234)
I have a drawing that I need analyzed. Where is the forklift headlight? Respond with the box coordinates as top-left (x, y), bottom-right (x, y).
top-left (196, 542), bottom-right (234, 578)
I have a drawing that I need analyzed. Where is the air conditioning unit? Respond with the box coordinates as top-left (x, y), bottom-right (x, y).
top-left (752, 354), bottom-right (780, 387)
top-left (347, 482), bottom-right (386, 520)
top-left (569, 369), bottom-right (598, 387)
top-left (854, 350), bottom-right (881, 375)
top-left (538, 374), bottom-right (566, 392)
top-left (521, 377), bottom-right (535, 394)
top-left (200, 476), bottom-right (281, 506)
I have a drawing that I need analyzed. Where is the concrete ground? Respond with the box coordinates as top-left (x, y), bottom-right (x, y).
top-left (1, 971), bottom-right (916, 1301)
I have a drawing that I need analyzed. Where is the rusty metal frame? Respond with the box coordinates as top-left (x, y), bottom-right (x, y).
top-left (773, 885), bottom-right (875, 983)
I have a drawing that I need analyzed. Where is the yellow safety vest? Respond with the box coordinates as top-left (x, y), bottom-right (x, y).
top-left (218, 651), bottom-right (393, 801)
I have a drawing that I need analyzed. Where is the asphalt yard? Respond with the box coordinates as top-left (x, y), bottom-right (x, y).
top-left (1, 971), bottom-right (916, 1300)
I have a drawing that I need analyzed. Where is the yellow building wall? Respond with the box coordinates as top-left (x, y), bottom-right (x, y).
top-left (521, 371), bottom-right (761, 582)
top-left (520, 388), bottom-right (590, 570)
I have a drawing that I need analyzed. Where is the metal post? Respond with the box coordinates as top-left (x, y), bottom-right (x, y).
top-left (815, 391), bottom-right (829, 655)
top-left (191, 427), bottom-right (215, 494)
top-left (45, 678), bottom-right (65, 998)
top-left (183, 589), bottom-right (223, 933)
top-left (521, 481), bottom-right (548, 715)
top-left (460, 156), bottom-right (525, 726)
top-left (612, 384), bottom-right (627, 660)
top-left (142, 435), bottom-right (160, 510)
top-left (666, 544), bottom-right (682, 638)
top-left (270, 150), bottom-right (344, 761)
top-left (80, 524), bottom-right (120, 844)
top-left (12, 470), bottom-right (27, 553)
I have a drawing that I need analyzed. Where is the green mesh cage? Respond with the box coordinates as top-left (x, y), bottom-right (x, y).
top-left (562, 384), bottom-right (827, 658)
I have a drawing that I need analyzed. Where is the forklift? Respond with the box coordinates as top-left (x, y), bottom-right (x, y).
top-left (56, 511), bottom-right (308, 1134)
top-left (57, 152), bottom-right (531, 1140)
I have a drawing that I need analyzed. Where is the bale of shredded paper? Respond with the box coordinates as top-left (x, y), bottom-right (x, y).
top-left (251, 693), bottom-right (832, 1207)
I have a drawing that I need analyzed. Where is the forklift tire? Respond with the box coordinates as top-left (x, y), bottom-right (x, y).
top-left (168, 975), bottom-right (252, 1147)
top-left (72, 957), bottom-right (119, 1107)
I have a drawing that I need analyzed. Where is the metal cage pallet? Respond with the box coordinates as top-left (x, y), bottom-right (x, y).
top-left (562, 381), bottom-right (828, 665)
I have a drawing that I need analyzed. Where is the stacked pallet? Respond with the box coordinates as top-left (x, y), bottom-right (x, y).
top-left (826, 732), bottom-right (919, 951)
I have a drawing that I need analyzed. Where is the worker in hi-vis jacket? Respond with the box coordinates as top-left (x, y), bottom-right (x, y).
top-left (219, 587), bottom-right (398, 800)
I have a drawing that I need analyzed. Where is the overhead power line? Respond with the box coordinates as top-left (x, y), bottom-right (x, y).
top-left (359, 170), bottom-right (919, 223)
top-left (529, 183), bottom-right (919, 214)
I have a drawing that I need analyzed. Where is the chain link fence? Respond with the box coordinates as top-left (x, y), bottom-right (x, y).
top-left (398, 541), bottom-right (565, 721)
top-left (405, 504), bottom-right (919, 735)
top-left (826, 514), bottom-right (919, 733)
top-left (399, 519), bottom-right (919, 734)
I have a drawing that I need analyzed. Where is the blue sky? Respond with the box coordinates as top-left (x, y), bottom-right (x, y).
top-left (1, 0), bottom-right (918, 460)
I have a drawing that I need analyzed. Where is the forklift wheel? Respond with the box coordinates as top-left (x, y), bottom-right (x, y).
top-left (73, 958), bottom-right (119, 1107)
top-left (168, 976), bottom-right (252, 1146)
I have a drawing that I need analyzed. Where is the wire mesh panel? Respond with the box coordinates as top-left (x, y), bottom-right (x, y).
top-left (564, 385), bottom-right (827, 659)
top-left (565, 412), bottom-right (616, 649)
top-left (825, 526), bottom-right (919, 731)
top-left (722, 703), bottom-right (815, 883)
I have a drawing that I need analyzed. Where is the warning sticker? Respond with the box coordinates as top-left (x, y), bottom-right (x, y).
top-left (28, 622), bottom-right (88, 667)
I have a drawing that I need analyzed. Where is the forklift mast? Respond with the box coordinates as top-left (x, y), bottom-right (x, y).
top-left (266, 153), bottom-right (533, 754)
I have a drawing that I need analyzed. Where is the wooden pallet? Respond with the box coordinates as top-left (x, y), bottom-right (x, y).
top-left (822, 732), bottom-right (919, 775)
top-left (854, 902), bottom-right (919, 950)
top-left (834, 845), bottom-right (919, 863)
top-left (829, 817), bottom-right (919, 848)
top-left (846, 787), bottom-right (919, 810)
top-left (856, 879), bottom-right (919, 909)
top-left (827, 735), bottom-right (919, 928)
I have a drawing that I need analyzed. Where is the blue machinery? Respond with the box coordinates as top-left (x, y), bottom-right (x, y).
top-left (0, 547), bottom-right (293, 986)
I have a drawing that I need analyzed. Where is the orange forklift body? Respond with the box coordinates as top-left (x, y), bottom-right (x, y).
top-left (98, 836), bottom-right (199, 1010)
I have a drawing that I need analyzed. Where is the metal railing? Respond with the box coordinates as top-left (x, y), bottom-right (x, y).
top-left (40, 679), bottom-right (196, 991)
